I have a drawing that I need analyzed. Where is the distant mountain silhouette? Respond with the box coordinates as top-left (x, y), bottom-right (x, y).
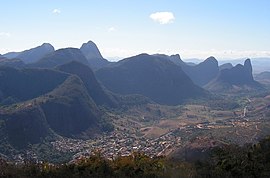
top-left (159, 54), bottom-right (219, 86)
top-left (255, 71), bottom-right (270, 80)
top-left (80, 41), bottom-right (110, 70)
top-left (219, 63), bottom-right (233, 71)
top-left (96, 54), bottom-right (207, 105)
top-left (254, 71), bottom-right (270, 85)
top-left (30, 48), bottom-right (89, 68)
top-left (205, 59), bottom-right (262, 92)
top-left (3, 43), bottom-right (54, 64)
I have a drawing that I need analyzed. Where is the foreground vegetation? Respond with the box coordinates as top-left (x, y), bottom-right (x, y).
top-left (1, 136), bottom-right (270, 178)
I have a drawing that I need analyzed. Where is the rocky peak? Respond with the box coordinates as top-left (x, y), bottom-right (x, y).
top-left (40, 43), bottom-right (54, 51)
top-left (80, 40), bottom-right (103, 59)
top-left (244, 58), bottom-right (252, 73)
top-left (204, 56), bottom-right (218, 65)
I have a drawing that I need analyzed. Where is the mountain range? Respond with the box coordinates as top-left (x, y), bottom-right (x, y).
top-left (0, 40), bottom-right (266, 151)
top-left (2, 41), bottom-right (110, 70)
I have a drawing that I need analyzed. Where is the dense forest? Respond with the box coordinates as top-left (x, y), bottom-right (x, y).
top-left (1, 136), bottom-right (270, 178)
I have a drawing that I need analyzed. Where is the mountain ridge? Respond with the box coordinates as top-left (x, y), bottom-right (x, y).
top-left (30, 48), bottom-right (89, 68)
top-left (96, 53), bottom-right (207, 105)
top-left (3, 43), bottom-right (54, 64)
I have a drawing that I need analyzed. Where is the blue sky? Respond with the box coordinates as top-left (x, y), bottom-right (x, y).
top-left (0, 0), bottom-right (270, 60)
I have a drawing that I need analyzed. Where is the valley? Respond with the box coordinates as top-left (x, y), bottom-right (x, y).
top-left (5, 91), bottom-right (269, 164)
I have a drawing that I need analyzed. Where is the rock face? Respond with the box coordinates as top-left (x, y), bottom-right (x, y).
top-left (30, 48), bottom-right (89, 68)
top-left (80, 41), bottom-right (110, 70)
top-left (96, 53), bottom-right (207, 105)
top-left (3, 43), bottom-right (54, 64)
top-left (205, 59), bottom-right (262, 92)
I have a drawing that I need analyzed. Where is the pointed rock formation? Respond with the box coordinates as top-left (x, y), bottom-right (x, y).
top-left (80, 41), bottom-right (110, 70)
top-left (244, 58), bottom-right (253, 80)
top-left (80, 41), bottom-right (103, 59)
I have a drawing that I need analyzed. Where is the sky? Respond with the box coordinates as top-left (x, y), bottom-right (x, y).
top-left (0, 0), bottom-right (270, 60)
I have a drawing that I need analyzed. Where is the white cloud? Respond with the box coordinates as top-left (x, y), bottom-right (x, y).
top-left (52, 9), bottom-right (61, 14)
top-left (150, 12), bottom-right (175, 24)
top-left (108, 27), bottom-right (116, 32)
top-left (0, 32), bottom-right (11, 38)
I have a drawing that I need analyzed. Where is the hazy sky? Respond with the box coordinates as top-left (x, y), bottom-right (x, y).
top-left (0, 0), bottom-right (270, 60)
